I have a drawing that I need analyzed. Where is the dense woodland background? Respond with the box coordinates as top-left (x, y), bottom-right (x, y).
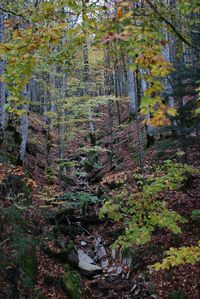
top-left (0, 1), bottom-right (200, 298)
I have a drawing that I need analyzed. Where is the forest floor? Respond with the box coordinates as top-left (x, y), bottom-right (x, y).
top-left (0, 110), bottom-right (200, 299)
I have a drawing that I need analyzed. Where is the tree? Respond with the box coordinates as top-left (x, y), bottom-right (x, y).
top-left (0, 10), bottom-right (5, 143)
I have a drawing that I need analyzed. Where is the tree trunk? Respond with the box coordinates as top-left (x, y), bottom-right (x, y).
top-left (127, 56), bottom-right (137, 119)
top-left (82, 0), bottom-right (96, 146)
top-left (19, 83), bottom-right (31, 164)
top-left (140, 70), bottom-right (155, 147)
top-left (108, 100), bottom-right (114, 170)
top-left (135, 72), bottom-right (145, 172)
top-left (0, 12), bottom-right (6, 144)
top-left (58, 70), bottom-right (67, 182)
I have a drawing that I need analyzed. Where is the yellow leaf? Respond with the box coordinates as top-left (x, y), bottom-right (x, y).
top-left (167, 107), bottom-right (177, 117)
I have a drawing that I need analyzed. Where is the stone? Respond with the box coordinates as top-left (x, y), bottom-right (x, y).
top-left (111, 249), bottom-right (116, 260)
top-left (101, 259), bottom-right (109, 268)
top-left (95, 244), bottom-right (107, 260)
top-left (77, 250), bottom-right (102, 277)
top-left (80, 241), bottom-right (87, 246)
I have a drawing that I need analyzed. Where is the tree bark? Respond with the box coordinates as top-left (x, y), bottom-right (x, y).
top-left (0, 12), bottom-right (6, 143)
top-left (19, 83), bottom-right (31, 164)
top-left (58, 70), bottom-right (67, 182)
top-left (82, 0), bottom-right (96, 146)
top-left (127, 56), bottom-right (137, 119)
top-left (140, 70), bottom-right (155, 147)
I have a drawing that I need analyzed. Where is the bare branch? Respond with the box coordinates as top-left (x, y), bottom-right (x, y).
top-left (145, 0), bottom-right (200, 52)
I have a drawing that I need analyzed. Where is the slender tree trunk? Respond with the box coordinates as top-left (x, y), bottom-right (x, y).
top-left (50, 64), bottom-right (56, 128)
top-left (162, 25), bottom-right (178, 136)
top-left (140, 70), bottom-right (155, 147)
top-left (0, 12), bottom-right (6, 144)
top-left (82, 0), bottom-right (96, 146)
top-left (19, 83), bottom-right (31, 164)
top-left (127, 56), bottom-right (137, 119)
top-left (135, 72), bottom-right (144, 172)
top-left (108, 100), bottom-right (114, 170)
top-left (58, 70), bottom-right (67, 182)
top-left (113, 65), bottom-right (121, 125)
top-left (43, 73), bottom-right (48, 124)
top-left (46, 67), bottom-right (56, 168)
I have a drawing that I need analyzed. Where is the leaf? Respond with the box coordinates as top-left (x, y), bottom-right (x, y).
top-left (167, 107), bottom-right (177, 117)
top-left (195, 107), bottom-right (200, 115)
top-left (4, 103), bottom-right (10, 111)
top-left (117, 7), bottom-right (123, 19)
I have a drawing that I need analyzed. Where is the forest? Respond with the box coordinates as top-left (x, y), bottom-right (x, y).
top-left (0, 0), bottom-right (200, 298)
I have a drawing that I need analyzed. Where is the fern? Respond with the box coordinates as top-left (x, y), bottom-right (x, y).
top-left (56, 191), bottom-right (100, 208)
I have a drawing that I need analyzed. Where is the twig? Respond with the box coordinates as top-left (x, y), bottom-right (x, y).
top-left (77, 222), bottom-right (91, 236)
top-left (0, 7), bottom-right (28, 21)
top-left (145, 0), bottom-right (200, 52)
top-left (0, 238), bottom-right (9, 247)
top-left (64, 216), bottom-right (71, 226)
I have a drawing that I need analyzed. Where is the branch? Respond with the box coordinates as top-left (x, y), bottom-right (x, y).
top-left (145, 0), bottom-right (200, 52)
top-left (0, 238), bottom-right (9, 247)
top-left (0, 7), bottom-right (28, 21)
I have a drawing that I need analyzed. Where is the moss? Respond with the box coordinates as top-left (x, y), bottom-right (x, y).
top-left (0, 173), bottom-right (32, 204)
top-left (26, 142), bottom-right (38, 156)
top-left (45, 167), bottom-right (57, 184)
top-left (33, 288), bottom-right (44, 299)
top-left (62, 271), bottom-right (83, 299)
top-left (19, 244), bottom-right (38, 288)
top-left (41, 239), bottom-right (78, 266)
top-left (64, 241), bottom-right (75, 255)
top-left (8, 153), bottom-right (19, 165)
top-left (0, 152), bottom-right (7, 163)
top-left (83, 153), bottom-right (99, 173)
top-left (83, 159), bottom-right (94, 172)
top-left (169, 289), bottom-right (183, 299)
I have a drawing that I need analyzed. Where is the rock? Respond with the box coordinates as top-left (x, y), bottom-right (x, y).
top-left (107, 265), bottom-right (117, 273)
top-left (111, 249), bottom-right (116, 260)
top-left (119, 248), bottom-right (133, 266)
top-left (94, 237), bottom-right (107, 266)
top-left (78, 250), bottom-right (102, 277)
top-left (126, 270), bottom-right (131, 279)
top-left (101, 259), bottom-right (109, 268)
top-left (116, 266), bottom-right (123, 275)
top-left (95, 244), bottom-right (107, 260)
top-left (67, 247), bottom-right (79, 267)
top-left (80, 241), bottom-right (87, 246)
top-left (57, 237), bottom-right (67, 249)
top-left (42, 240), bottom-right (79, 266)
top-left (62, 271), bottom-right (83, 299)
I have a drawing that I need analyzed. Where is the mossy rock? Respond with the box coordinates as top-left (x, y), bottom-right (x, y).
top-left (83, 153), bottom-right (99, 173)
top-left (62, 271), bottom-right (83, 299)
top-left (83, 159), bottom-right (94, 172)
top-left (41, 240), bottom-right (78, 266)
top-left (169, 289), bottom-right (183, 299)
top-left (27, 142), bottom-right (38, 157)
top-left (18, 244), bottom-right (38, 288)
top-left (9, 153), bottom-right (21, 166)
top-left (0, 173), bottom-right (32, 205)
top-left (0, 153), bottom-right (7, 163)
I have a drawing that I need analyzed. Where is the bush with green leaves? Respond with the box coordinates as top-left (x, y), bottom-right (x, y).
top-left (151, 241), bottom-right (200, 270)
top-left (99, 160), bottom-right (193, 248)
top-left (191, 209), bottom-right (200, 220)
